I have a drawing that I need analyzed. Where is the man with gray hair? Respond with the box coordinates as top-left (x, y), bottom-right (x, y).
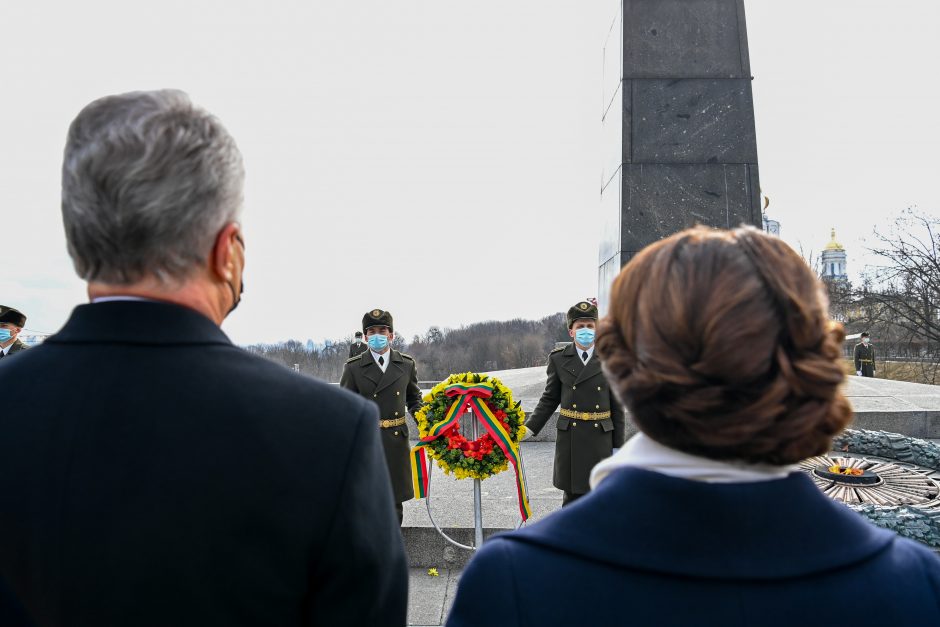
top-left (0, 90), bottom-right (407, 626)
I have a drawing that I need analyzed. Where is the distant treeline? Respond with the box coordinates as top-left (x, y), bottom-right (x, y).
top-left (245, 312), bottom-right (569, 383)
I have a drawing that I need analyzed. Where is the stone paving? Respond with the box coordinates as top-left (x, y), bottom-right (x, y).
top-left (402, 441), bottom-right (560, 625)
top-left (406, 567), bottom-right (460, 627)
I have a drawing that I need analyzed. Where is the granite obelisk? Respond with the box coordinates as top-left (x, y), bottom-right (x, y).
top-left (599, 0), bottom-right (761, 310)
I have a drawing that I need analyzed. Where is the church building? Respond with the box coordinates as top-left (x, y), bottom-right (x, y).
top-left (820, 228), bottom-right (848, 282)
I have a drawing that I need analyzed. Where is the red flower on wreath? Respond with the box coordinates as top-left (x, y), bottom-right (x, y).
top-left (440, 426), bottom-right (498, 460)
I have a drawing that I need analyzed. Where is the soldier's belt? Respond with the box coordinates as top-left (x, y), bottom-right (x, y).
top-left (380, 417), bottom-right (407, 428)
top-left (560, 409), bottom-right (611, 421)
top-left (859, 359), bottom-right (873, 363)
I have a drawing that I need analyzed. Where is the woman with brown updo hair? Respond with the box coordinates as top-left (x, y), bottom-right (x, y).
top-left (448, 227), bottom-right (940, 627)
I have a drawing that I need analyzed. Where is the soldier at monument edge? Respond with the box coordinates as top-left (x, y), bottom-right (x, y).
top-left (854, 331), bottom-right (876, 377)
top-left (525, 301), bottom-right (626, 506)
top-left (348, 330), bottom-right (369, 358)
top-left (340, 309), bottom-right (422, 524)
top-left (0, 306), bottom-right (29, 359)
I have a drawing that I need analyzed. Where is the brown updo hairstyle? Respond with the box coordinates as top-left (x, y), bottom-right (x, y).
top-left (595, 226), bottom-right (852, 465)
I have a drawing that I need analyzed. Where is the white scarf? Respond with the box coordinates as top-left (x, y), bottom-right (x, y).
top-left (590, 432), bottom-right (800, 489)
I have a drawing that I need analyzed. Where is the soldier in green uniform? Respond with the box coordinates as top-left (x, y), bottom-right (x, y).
top-left (340, 309), bottom-right (421, 524)
top-left (0, 306), bottom-right (29, 359)
top-left (348, 331), bottom-right (369, 358)
top-left (525, 301), bottom-right (626, 506)
top-left (854, 331), bottom-right (876, 378)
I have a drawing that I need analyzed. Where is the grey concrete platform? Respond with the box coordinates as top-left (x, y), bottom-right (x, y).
top-left (844, 376), bottom-right (940, 438)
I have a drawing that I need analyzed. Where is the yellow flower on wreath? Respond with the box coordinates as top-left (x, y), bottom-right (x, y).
top-left (444, 458), bottom-right (510, 481)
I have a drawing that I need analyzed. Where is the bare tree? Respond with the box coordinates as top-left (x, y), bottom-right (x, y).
top-left (797, 242), bottom-right (822, 278)
top-left (861, 207), bottom-right (940, 383)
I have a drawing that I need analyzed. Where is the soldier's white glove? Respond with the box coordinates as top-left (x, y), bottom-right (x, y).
top-left (522, 428), bottom-right (534, 441)
top-left (856, 370), bottom-right (862, 376)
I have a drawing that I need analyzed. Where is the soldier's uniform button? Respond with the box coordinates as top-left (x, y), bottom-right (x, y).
top-left (572, 404), bottom-right (577, 409)
top-left (597, 386), bottom-right (602, 391)
top-left (393, 431), bottom-right (399, 436)
top-left (396, 391), bottom-right (400, 396)
top-left (394, 411), bottom-right (399, 416)
top-left (596, 405), bottom-right (600, 409)
top-left (572, 422), bottom-right (577, 427)
top-left (593, 423), bottom-right (599, 428)
top-left (573, 385), bottom-right (577, 390)
top-left (373, 394), bottom-right (377, 398)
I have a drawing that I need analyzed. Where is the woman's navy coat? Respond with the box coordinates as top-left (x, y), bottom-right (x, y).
top-left (448, 467), bottom-right (940, 626)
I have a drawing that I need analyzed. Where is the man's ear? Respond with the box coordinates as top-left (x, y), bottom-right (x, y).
top-left (212, 223), bottom-right (242, 282)
top-left (568, 327), bottom-right (575, 339)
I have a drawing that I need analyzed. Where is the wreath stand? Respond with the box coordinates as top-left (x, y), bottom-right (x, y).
top-left (423, 404), bottom-right (530, 551)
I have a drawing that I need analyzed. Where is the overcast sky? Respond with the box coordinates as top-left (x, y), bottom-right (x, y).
top-left (2, 1), bottom-right (938, 345)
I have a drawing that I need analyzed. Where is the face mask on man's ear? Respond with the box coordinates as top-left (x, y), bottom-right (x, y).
top-left (226, 234), bottom-right (246, 317)
top-left (227, 279), bottom-right (244, 316)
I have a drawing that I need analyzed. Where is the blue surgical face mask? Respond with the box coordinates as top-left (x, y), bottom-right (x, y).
top-left (0, 329), bottom-right (12, 343)
top-left (368, 334), bottom-right (389, 351)
top-left (574, 328), bottom-right (595, 347)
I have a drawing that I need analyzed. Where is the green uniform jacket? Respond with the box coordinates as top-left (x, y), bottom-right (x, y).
top-left (340, 349), bottom-right (422, 503)
top-left (348, 341), bottom-right (369, 359)
top-left (526, 343), bottom-right (626, 494)
top-left (854, 343), bottom-right (876, 377)
top-left (4, 339), bottom-right (28, 356)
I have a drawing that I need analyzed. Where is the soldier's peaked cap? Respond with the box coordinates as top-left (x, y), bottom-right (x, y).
top-left (0, 305), bottom-right (26, 327)
top-left (566, 301), bottom-right (598, 328)
top-left (362, 309), bottom-right (393, 332)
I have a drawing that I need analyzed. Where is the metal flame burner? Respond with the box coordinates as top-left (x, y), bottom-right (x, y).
top-left (812, 465), bottom-right (882, 486)
top-left (800, 455), bottom-right (940, 507)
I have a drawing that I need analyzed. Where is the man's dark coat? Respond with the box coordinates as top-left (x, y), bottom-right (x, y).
top-left (0, 301), bottom-right (407, 627)
top-left (448, 467), bottom-right (940, 627)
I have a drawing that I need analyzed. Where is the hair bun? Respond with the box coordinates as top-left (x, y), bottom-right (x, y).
top-left (596, 226), bottom-right (852, 465)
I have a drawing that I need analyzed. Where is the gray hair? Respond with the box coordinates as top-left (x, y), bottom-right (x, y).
top-left (61, 90), bottom-right (244, 284)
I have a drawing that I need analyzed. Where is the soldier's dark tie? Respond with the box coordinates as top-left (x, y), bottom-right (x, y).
top-left (582, 351), bottom-right (588, 362)
top-left (379, 356), bottom-right (384, 366)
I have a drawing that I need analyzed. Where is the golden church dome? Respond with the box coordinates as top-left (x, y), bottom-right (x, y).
top-left (824, 228), bottom-right (844, 252)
